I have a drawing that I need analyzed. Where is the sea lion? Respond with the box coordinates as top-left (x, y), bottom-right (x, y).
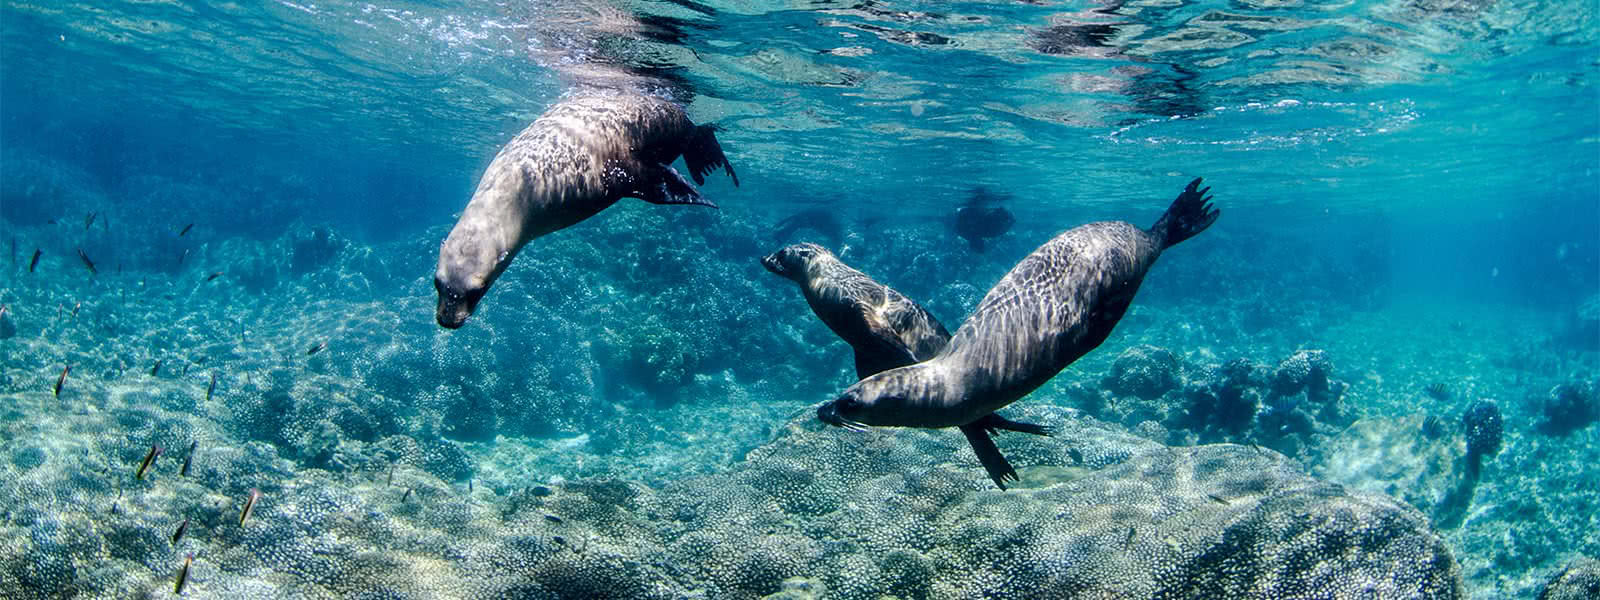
top-left (954, 186), bottom-right (1015, 253)
top-left (818, 178), bottom-right (1220, 488)
top-left (762, 243), bottom-right (951, 379)
top-left (434, 92), bottom-right (738, 329)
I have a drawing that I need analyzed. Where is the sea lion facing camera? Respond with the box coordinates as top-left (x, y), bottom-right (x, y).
top-left (954, 186), bottom-right (1015, 253)
top-left (434, 92), bottom-right (738, 329)
top-left (762, 243), bottom-right (951, 379)
top-left (817, 178), bottom-right (1220, 489)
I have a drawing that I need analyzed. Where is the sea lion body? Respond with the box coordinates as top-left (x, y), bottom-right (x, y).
top-left (434, 92), bottom-right (737, 328)
top-left (954, 186), bottom-right (1015, 253)
top-left (762, 243), bottom-right (950, 379)
top-left (819, 179), bottom-right (1219, 487)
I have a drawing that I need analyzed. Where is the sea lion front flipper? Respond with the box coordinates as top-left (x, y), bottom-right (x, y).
top-left (639, 164), bottom-right (719, 208)
top-left (855, 312), bottom-right (920, 378)
top-left (682, 124), bottom-right (739, 187)
top-left (959, 423), bottom-right (1019, 490)
top-left (971, 413), bottom-right (1053, 436)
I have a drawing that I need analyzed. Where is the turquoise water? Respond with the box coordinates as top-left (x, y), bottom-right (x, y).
top-left (1, 1), bottom-right (1597, 598)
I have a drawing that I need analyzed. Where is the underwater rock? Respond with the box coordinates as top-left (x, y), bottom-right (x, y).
top-left (1538, 557), bottom-right (1600, 600)
top-left (1104, 344), bottom-right (1180, 400)
top-left (1537, 380), bottom-right (1598, 436)
top-left (290, 226), bottom-right (343, 275)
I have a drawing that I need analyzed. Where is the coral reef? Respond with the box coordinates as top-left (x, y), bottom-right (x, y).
top-left (1461, 399), bottom-right (1504, 473)
top-left (0, 399), bottom-right (1465, 599)
top-left (1103, 344), bottom-right (1179, 400)
top-left (1539, 557), bottom-right (1600, 600)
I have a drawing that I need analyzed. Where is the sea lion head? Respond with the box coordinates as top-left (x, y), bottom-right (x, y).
top-left (817, 363), bottom-right (952, 430)
top-left (760, 242), bottom-right (830, 282)
top-left (433, 224), bottom-right (509, 329)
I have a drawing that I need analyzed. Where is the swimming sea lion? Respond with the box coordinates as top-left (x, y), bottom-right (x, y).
top-left (434, 92), bottom-right (738, 329)
top-left (762, 243), bottom-right (951, 379)
top-left (954, 186), bottom-right (1015, 253)
top-left (818, 178), bottom-right (1220, 488)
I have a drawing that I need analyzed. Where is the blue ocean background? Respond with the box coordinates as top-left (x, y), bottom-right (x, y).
top-left (0, 1), bottom-right (1596, 599)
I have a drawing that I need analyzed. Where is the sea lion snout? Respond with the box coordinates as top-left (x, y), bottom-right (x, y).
top-left (434, 277), bottom-right (486, 329)
top-left (817, 393), bottom-right (869, 431)
top-left (760, 252), bottom-right (786, 276)
top-left (762, 243), bottom-right (826, 281)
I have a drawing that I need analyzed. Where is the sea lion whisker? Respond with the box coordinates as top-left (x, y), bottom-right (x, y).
top-left (839, 419), bottom-right (872, 432)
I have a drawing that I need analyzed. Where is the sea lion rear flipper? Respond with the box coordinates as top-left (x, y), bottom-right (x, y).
top-left (640, 165), bottom-right (719, 208)
top-left (971, 413), bottom-right (1053, 436)
top-left (1149, 177), bottom-right (1220, 249)
top-left (959, 423), bottom-right (1019, 490)
top-left (682, 124), bottom-right (739, 187)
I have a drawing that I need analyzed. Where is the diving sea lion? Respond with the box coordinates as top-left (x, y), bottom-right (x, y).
top-left (954, 186), bottom-right (1015, 253)
top-left (818, 178), bottom-right (1220, 488)
top-left (762, 243), bottom-right (951, 379)
top-left (433, 92), bottom-right (739, 329)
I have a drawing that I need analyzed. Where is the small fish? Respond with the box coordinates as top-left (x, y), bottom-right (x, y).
top-left (0, 304), bottom-right (8, 322)
top-left (180, 441), bottom-right (197, 477)
top-left (468, 479), bottom-right (473, 493)
top-left (544, 514), bottom-right (563, 524)
top-left (174, 554), bottom-right (193, 594)
top-left (84, 211), bottom-right (96, 231)
top-left (110, 501), bottom-right (119, 515)
top-left (205, 271), bottom-right (222, 282)
top-left (1207, 494), bottom-right (1230, 505)
top-left (179, 248), bottom-right (189, 265)
top-left (53, 365), bottom-right (70, 397)
top-left (150, 359), bottom-right (162, 377)
top-left (171, 518), bottom-right (189, 544)
top-left (1425, 383), bottom-right (1449, 401)
top-left (401, 488), bottom-right (414, 503)
top-left (1125, 526), bottom-right (1136, 547)
top-left (178, 223), bottom-right (194, 237)
top-left (205, 372), bottom-right (217, 402)
top-left (307, 341), bottom-right (326, 356)
top-left (28, 248), bottom-right (41, 273)
top-left (71, 302), bottom-right (80, 318)
top-left (239, 488), bottom-right (262, 526)
top-left (1067, 448), bottom-right (1083, 465)
top-left (136, 444), bottom-right (164, 480)
top-left (75, 248), bottom-right (96, 275)
top-left (387, 464), bottom-right (395, 486)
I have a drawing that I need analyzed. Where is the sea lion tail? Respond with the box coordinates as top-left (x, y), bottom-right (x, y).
top-left (682, 124), bottom-right (739, 187)
top-left (1150, 177), bottom-right (1220, 249)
